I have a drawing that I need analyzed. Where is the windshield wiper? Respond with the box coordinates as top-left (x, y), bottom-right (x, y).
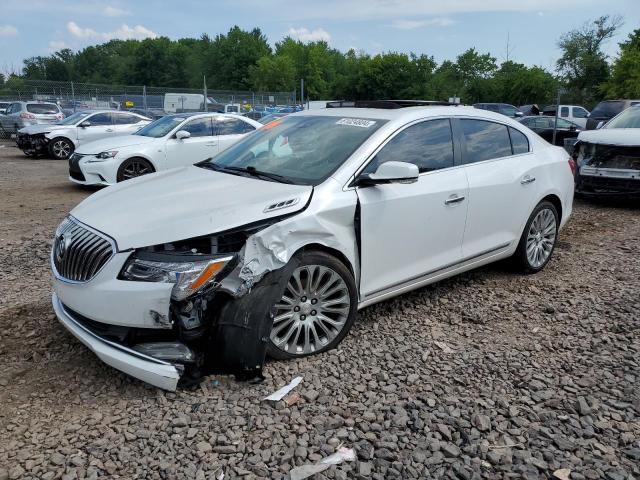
top-left (221, 165), bottom-right (295, 184)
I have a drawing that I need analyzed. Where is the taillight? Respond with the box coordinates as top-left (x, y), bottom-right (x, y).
top-left (20, 112), bottom-right (36, 119)
top-left (568, 158), bottom-right (577, 177)
top-left (56, 114), bottom-right (64, 120)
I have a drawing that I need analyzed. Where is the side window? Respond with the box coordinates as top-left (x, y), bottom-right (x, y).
top-left (560, 106), bottom-right (569, 117)
top-left (573, 107), bottom-right (588, 118)
top-left (114, 113), bottom-right (139, 125)
top-left (241, 120), bottom-right (256, 133)
top-left (182, 117), bottom-right (213, 137)
top-left (509, 127), bottom-right (529, 155)
top-left (87, 113), bottom-right (112, 126)
top-left (216, 117), bottom-right (249, 135)
top-left (536, 117), bottom-right (553, 129)
top-left (363, 119), bottom-right (454, 174)
top-left (460, 119), bottom-right (512, 164)
top-left (556, 118), bottom-right (573, 129)
top-left (9, 103), bottom-right (19, 114)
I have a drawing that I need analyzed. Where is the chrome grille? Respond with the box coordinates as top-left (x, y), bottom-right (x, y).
top-left (53, 217), bottom-right (114, 282)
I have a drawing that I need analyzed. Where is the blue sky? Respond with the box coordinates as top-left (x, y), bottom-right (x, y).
top-left (1, 0), bottom-right (639, 77)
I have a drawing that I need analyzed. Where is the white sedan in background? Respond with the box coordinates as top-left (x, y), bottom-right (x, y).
top-left (16, 110), bottom-right (151, 159)
top-left (68, 113), bottom-right (262, 185)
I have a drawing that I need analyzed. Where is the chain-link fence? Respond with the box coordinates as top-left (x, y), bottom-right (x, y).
top-left (0, 80), bottom-right (297, 139)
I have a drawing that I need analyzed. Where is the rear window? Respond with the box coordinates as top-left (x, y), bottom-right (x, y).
top-left (591, 101), bottom-right (626, 117)
top-left (27, 103), bottom-right (59, 114)
top-left (461, 119), bottom-right (512, 164)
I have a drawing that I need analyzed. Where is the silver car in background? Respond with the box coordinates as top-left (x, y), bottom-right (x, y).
top-left (0, 101), bottom-right (64, 134)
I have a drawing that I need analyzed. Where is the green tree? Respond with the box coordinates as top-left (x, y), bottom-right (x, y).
top-left (556, 15), bottom-right (623, 103)
top-left (604, 29), bottom-right (640, 98)
top-left (249, 55), bottom-right (296, 91)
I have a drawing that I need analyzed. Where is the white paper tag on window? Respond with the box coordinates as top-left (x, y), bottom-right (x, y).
top-left (336, 118), bottom-right (376, 128)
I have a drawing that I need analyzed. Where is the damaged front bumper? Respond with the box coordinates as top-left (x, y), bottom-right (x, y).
top-left (16, 132), bottom-right (49, 155)
top-left (52, 293), bottom-right (183, 390)
top-left (574, 142), bottom-right (640, 198)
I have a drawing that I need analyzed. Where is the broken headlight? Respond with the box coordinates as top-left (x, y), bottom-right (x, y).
top-left (121, 253), bottom-right (233, 301)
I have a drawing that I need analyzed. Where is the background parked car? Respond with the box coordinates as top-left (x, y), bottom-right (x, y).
top-left (519, 104), bottom-right (541, 116)
top-left (0, 101), bottom-right (64, 134)
top-left (0, 101), bottom-right (12, 115)
top-left (574, 105), bottom-right (640, 198)
top-left (542, 104), bottom-right (590, 129)
top-left (519, 116), bottom-right (581, 145)
top-left (68, 113), bottom-right (262, 185)
top-left (473, 103), bottom-right (523, 118)
top-left (128, 108), bottom-right (165, 120)
top-left (16, 110), bottom-right (151, 159)
top-left (586, 99), bottom-right (640, 130)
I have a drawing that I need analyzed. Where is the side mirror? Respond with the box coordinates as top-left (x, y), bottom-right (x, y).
top-left (356, 161), bottom-right (419, 187)
top-left (175, 130), bottom-right (191, 140)
top-left (80, 120), bottom-right (91, 128)
top-left (569, 125), bottom-right (577, 132)
top-left (596, 121), bottom-right (604, 129)
top-left (514, 111), bottom-right (524, 117)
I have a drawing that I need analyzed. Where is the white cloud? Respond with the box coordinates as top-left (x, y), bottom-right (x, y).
top-left (391, 17), bottom-right (455, 30)
top-left (48, 40), bottom-right (69, 51)
top-left (0, 25), bottom-right (18, 36)
top-left (103, 6), bottom-right (130, 17)
top-left (287, 27), bottom-right (331, 43)
top-left (67, 21), bottom-right (157, 41)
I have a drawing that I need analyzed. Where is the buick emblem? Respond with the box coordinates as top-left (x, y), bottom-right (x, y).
top-left (55, 234), bottom-right (72, 263)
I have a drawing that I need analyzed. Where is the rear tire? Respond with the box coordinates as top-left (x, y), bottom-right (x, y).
top-left (48, 137), bottom-right (74, 160)
top-left (266, 250), bottom-right (357, 360)
top-left (116, 157), bottom-right (155, 182)
top-left (512, 201), bottom-right (559, 273)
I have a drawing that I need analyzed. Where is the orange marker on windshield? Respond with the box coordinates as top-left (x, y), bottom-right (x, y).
top-left (263, 119), bottom-right (283, 129)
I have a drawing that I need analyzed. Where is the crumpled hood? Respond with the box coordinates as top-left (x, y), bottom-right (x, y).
top-left (578, 128), bottom-right (640, 147)
top-left (76, 135), bottom-right (156, 154)
top-left (19, 124), bottom-right (68, 135)
top-left (71, 166), bottom-right (313, 250)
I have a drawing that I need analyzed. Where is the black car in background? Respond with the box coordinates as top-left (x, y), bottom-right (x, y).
top-left (519, 116), bottom-right (581, 146)
top-left (473, 103), bottom-right (523, 118)
top-left (586, 99), bottom-right (640, 130)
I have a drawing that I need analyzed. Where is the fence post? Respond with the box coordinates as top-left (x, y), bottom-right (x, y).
top-left (203, 75), bottom-right (208, 112)
top-left (143, 85), bottom-right (147, 110)
top-left (71, 81), bottom-right (75, 113)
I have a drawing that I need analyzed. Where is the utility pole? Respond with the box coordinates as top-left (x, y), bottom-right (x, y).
top-left (203, 75), bottom-right (208, 112)
top-left (552, 89), bottom-right (562, 146)
top-left (300, 79), bottom-right (305, 109)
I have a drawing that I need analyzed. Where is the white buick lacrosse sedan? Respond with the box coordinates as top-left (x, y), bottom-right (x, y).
top-left (51, 101), bottom-right (575, 390)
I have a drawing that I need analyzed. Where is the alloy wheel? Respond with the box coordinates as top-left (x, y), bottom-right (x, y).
top-left (270, 264), bottom-right (351, 356)
top-left (526, 207), bottom-right (557, 268)
top-left (52, 140), bottom-right (71, 159)
top-left (121, 159), bottom-right (152, 180)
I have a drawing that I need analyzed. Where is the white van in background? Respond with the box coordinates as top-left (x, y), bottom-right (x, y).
top-left (542, 104), bottom-right (590, 129)
top-left (164, 93), bottom-right (219, 113)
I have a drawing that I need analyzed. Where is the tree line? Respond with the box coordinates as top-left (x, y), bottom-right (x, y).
top-left (1, 16), bottom-right (638, 108)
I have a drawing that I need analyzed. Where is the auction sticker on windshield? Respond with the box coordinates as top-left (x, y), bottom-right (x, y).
top-left (336, 118), bottom-right (377, 128)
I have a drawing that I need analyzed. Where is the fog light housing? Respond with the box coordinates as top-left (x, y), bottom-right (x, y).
top-left (133, 342), bottom-right (195, 363)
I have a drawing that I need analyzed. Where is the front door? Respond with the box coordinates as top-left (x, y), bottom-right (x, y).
top-left (356, 118), bottom-right (469, 299)
top-left (77, 112), bottom-right (115, 143)
top-left (165, 116), bottom-right (216, 167)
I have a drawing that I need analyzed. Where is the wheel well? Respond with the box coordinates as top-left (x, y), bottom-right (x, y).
top-left (541, 194), bottom-right (562, 221)
top-left (298, 243), bottom-right (355, 277)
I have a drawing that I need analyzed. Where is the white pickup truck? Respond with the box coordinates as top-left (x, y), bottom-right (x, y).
top-left (542, 104), bottom-right (590, 129)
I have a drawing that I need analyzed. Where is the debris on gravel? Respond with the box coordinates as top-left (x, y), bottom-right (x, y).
top-left (1, 143), bottom-right (639, 479)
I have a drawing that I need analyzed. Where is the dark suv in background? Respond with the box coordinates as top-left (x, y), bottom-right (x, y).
top-left (473, 103), bottom-right (523, 118)
top-left (586, 99), bottom-right (640, 130)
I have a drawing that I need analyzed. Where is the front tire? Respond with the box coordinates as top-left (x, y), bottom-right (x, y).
top-left (266, 250), bottom-right (357, 360)
top-left (116, 157), bottom-right (155, 182)
top-left (48, 137), bottom-right (74, 160)
top-left (512, 201), bottom-right (559, 273)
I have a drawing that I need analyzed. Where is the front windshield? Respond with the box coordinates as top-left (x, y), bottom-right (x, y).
top-left (57, 112), bottom-right (90, 125)
top-left (135, 115), bottom-right (185, 137)
top-left (606, 107), bottom-right (640, 129)
top-left (258, 113), bottom-right (285, 125)
top-left (203, 115), bottom-right (387, 186)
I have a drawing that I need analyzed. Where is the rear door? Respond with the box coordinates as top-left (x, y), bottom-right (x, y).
top-left (165, 116), bottom-right (215, 167)
top-left (112, 112), bottom-right (146, 135)
top-left (458, 118), bottom-right (539, 259)
top-left (357, 118), bottom-right (469, 298)
top-left (77, 112), bottom-right (115, 143)
top-left (214, 116), bottom-right (256, 153)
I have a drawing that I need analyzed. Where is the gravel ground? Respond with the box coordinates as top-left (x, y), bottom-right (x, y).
top-left (0, 141), bottom-right (638, 480)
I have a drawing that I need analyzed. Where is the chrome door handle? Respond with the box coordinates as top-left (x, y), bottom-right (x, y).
top-left (444, 195), bottom-right (466, 205)
top-left (521, 176), bottom-right (536, 184)
top-left (205, 143), bottom-right (217, 146)
top-left (105, 128), bottom-right (114, 132)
